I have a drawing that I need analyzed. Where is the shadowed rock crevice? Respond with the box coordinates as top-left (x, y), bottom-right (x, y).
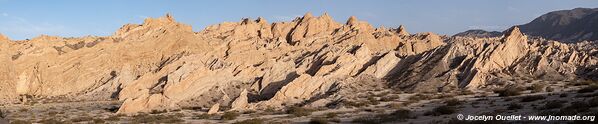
top-left (257, 72), bottom-right (300, 101)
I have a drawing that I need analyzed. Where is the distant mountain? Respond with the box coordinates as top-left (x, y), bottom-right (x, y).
top-left (453, 29), bottom-right (502, 38)
top-left (519, 8), bottom-right (598, 43)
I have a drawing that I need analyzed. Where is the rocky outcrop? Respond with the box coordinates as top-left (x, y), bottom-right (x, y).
top-left (230, 89), bottom-right (248, 111)
top-left (0, 34), bottom-right (17, 104)
top-left (363, 51), bottom-right (401, 78)
top-left (0, 13), bottom-right (596, 114)
top-left (464, 27), bottom-right (531, 88)
top-left (386, 26), bottom-right (597, 92)
top-left (289, 12), bottom-right (341, 44)
top-left (207, 103), bottom-right (220, 114)
top-left (397, 25), bottom-right (410, 36)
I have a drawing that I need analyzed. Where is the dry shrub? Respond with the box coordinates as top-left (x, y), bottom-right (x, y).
top-left (287, 106), bottom-right (313, 117)
top-left (494, 88), bottom-right (521, 97)
top-left (222, 111), bottom-right (240, 120)
top-left (520, 95), bottom-right (546, 102)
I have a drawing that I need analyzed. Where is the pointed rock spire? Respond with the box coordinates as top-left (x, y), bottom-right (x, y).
top-left (288, 12), bottom-right (342, 43)
top-left (502, 26), bottom-right (528, 44)
top-left (377, 27), bottom-right (387, 31)
top-left (397, 25), bottom-right (410, 36)
top-left (321, 12), bottom-right (332, 19)
top-left (316, 12), bottom-right (338, 26)
top-left (346, 16), bottom-right (358, 25)
top-left (256, 17), bottom-right (268, 25)
top-left (485, 26), bottom-right (529, 72)
top-left (504, 26), bottom-right (523, 38)
top-left (303, 12), bottom-right (314, 20)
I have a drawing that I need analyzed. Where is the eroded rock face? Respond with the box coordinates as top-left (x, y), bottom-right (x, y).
top-left (230, 89), bottom-right (248, 111)
top-left (0, 34), bottom-right (17, 104)
top-left (0, 13), bottom-right (596, 114)
top-left (207, 103), bottom-right (220, 114)
top-left (386, 26), bottom-right (597, 92)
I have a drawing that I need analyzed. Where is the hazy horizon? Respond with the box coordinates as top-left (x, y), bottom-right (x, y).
top-left (1, 0), bottom-right (597, 40)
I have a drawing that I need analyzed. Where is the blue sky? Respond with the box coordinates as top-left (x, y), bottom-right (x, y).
top-left (0, 0), bottom-right (597, 40)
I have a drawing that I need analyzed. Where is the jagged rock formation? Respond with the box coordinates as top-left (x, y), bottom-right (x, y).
top-left (386, 27), bottom-right (597, 92)
top-left (519, 8), bottom-right (598, 42)
top-left (396, 25), bottom-right (410, 36)
top-left (0, 13), bottom-right (596, 114)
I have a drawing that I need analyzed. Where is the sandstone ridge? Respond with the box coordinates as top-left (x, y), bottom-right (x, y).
top-left (0, 13), bottom-right (596, 114)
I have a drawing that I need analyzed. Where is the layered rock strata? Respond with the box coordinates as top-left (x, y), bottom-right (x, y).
top-left (0, 13), bottom-right (595, 114)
